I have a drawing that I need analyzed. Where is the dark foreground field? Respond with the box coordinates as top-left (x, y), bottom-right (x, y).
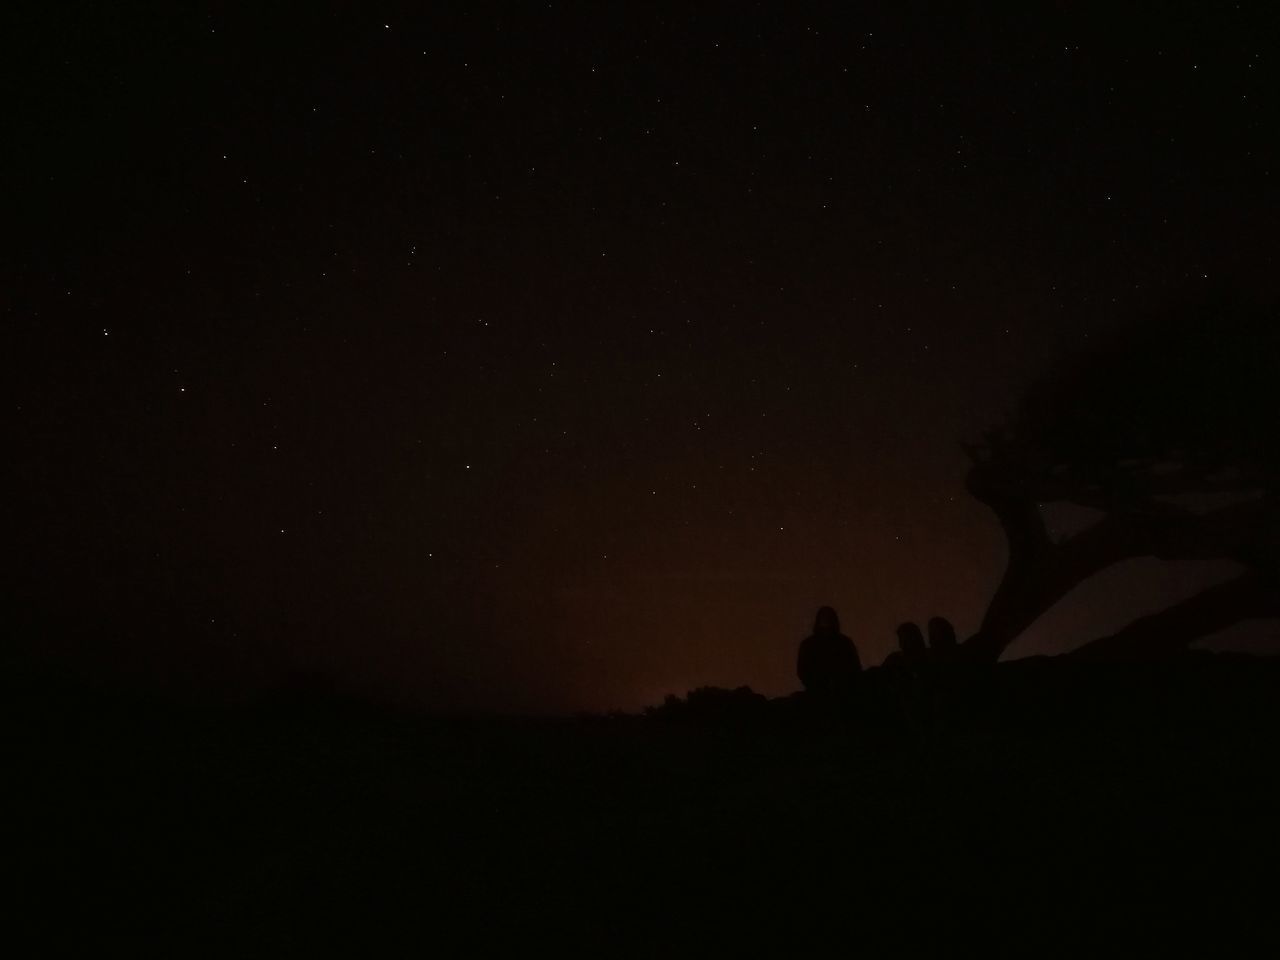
top-left (9, 653), bottom-right (1280, 953)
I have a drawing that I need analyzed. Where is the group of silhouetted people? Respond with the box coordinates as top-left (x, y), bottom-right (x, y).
top-left (796, 606), bottom-right (969, 696)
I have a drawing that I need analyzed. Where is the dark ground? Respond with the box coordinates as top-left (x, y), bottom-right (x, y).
top-left (8, 652), bottom-right (1280, 953)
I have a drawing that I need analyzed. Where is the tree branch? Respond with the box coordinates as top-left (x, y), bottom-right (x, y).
top-left (965, 456), bottom-right (1276, 662)
top-left (1070, 572), bottom-right (1280, 661)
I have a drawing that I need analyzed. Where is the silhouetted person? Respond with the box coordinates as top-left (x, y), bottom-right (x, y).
top-left (927, 616), bottom-right (964, 669)
top-left (882, 621), bottom-right (926, 671)
top-left (899, 621), bottom-right (926, 660)
top-left (797, 606), bottom-right (861, 696)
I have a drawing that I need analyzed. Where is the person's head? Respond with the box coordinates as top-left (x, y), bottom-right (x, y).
top-left (896, 621), bottom-right (925, 657)
top-left (927, 617), bottom-right (957, 649)
top-left (813, 606), bottom-right (840, 636)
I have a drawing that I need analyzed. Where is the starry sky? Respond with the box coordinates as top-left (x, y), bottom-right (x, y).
top-left (10, 3), bottom-right (1279, 711)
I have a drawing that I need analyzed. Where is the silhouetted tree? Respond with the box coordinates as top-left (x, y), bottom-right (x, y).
top-left (963, 293), bottom-right (1280, 662)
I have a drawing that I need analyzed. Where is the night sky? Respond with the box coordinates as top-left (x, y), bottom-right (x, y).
top-left (11, 3), bottom-right (1279, 712)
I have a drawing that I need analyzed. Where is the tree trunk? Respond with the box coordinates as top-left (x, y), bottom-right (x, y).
top-left (962, 476), bottom-right (1149, 661)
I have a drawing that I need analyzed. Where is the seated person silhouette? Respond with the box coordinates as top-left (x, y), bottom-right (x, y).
top-left (883, 621), bottom-right (926, 671)
top-left (797, 606), bottom-right (862, 695)
top-left (927, 616), bottom-right (959, 664)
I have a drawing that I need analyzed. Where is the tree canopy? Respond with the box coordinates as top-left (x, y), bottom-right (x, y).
top-left (964, 293), bottom-right (1279, 661)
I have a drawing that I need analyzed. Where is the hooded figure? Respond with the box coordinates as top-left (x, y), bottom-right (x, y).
top-left (797, 606), bottom-right (862, 695)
